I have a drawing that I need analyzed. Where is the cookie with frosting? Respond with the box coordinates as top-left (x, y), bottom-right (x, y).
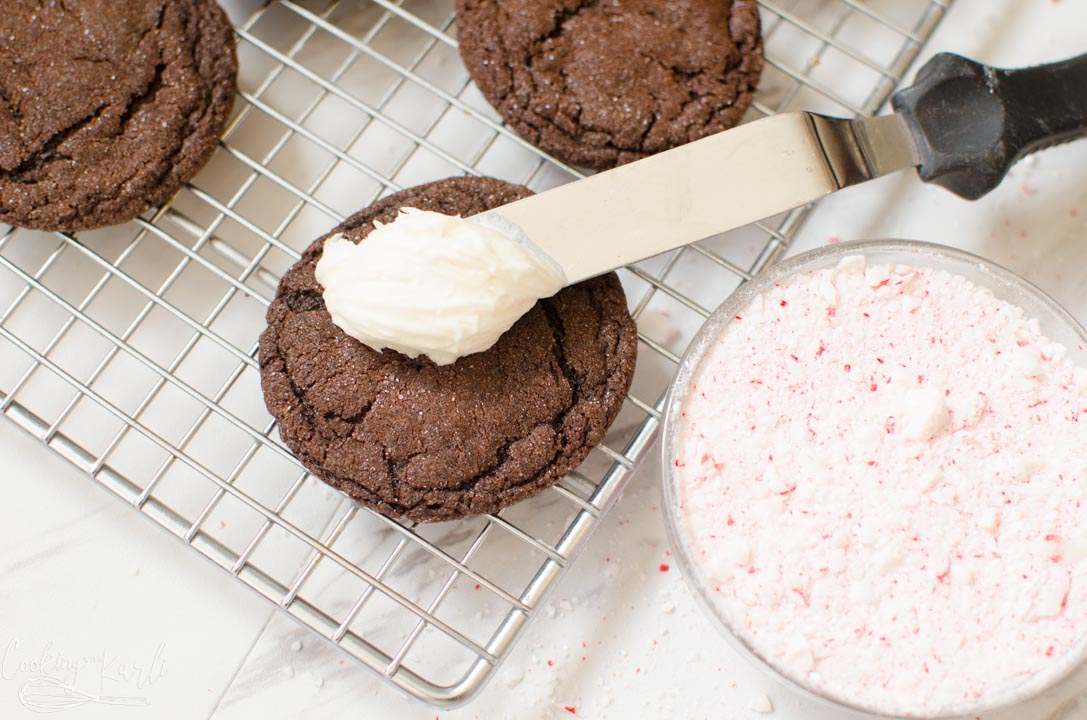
top-left (259, 176), bottom-right (638, 522)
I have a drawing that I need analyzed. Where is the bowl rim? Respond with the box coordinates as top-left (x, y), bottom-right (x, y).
top-left (660, 238), bottom-right (1087, 719)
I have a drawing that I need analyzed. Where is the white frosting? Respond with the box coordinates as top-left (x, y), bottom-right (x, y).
top-left (314, 208), bottom-right (565, 365)
top-left (674, 256), bottom-right (1087, 716)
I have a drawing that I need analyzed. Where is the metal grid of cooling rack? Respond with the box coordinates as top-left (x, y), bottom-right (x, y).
top-left (0, 0), bottom-right (950, 707)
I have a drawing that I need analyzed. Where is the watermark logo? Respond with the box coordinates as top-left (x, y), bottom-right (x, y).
top-left (19, 676), bottom-right (148, 713)
top-left (2, 638), bottom-right (167, 714)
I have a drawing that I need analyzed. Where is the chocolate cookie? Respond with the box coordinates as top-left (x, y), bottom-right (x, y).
top-left (259, 177), bottom-right (638, 522)
top-left (456, 0), bottom-right (764, 170)
top-left (0, 0), bottom-right (238, 232)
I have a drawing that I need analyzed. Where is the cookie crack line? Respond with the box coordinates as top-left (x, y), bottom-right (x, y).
top-left (533, 2), bottom-right (589, 50)
top-left (0, 83), bottom-right (18, 125)
top-left (286, 289), bottom-right (326, 314)
top-left (118, 63), bottom-right (169, 134)
top-left (283, 353), bottom-right (323, 444)
top-left (130, 1), bottom-right (171, 54)
top-left (391, 430), bottom-right (569, 516)
top-left (539, 298), bottom-right (583, 414)
top-left (3, 102), bottom-right (108, 177)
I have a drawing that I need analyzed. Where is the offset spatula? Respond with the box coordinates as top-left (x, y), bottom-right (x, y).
top-left (475, 52), bottom-right (1087, 284)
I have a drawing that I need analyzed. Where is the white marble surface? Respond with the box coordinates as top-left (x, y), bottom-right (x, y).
top-left (0, 427), bottom-right (275, 719)
top-left (3, 1), bottom-right (1087, 719)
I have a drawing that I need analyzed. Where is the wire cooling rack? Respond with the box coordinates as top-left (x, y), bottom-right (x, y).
top-left (0, 0), bottom-right (949, 707)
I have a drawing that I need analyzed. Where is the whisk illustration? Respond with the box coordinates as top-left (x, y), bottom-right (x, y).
top-left (18, 676), bottom-right (148, 713)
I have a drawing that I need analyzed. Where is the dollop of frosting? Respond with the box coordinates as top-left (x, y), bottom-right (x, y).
top-left (314, 208), bottom-right (565, 365)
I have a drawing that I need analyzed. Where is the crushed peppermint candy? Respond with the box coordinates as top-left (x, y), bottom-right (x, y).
top-left (673, 255), bottom-right (1087, 716)
top-left (746, 693), bottom-right (774, 714)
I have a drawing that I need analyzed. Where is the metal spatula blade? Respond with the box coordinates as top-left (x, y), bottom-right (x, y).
top-left (476, 52), bottom-right (1087, 284)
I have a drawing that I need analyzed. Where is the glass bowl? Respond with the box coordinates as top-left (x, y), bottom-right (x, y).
top-left (661, 239), bottom-right (1087, 718)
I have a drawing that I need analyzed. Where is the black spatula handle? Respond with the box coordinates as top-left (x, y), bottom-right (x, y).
top-left (891, 52), bottom-right (1087, 200)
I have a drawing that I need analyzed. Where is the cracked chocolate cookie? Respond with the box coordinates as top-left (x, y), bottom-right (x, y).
top-left (456, 0), bottom-right (764, 170)
top-left (0, 0), bottom-right (237, 232)
top-left (259, 177), bottom-right (638, 522)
